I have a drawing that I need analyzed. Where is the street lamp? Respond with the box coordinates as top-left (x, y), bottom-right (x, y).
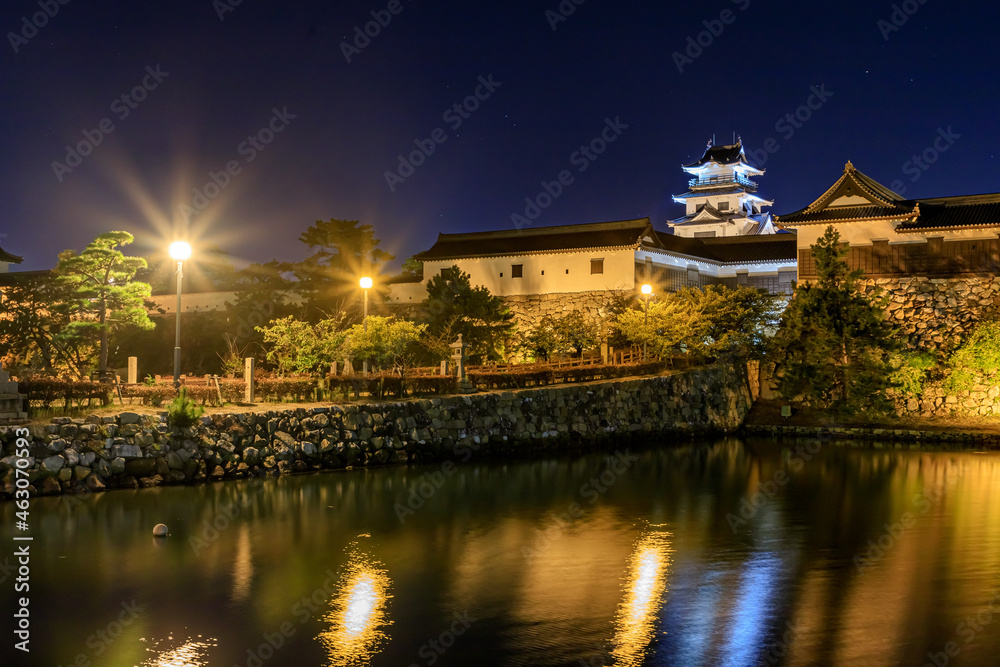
top-left (359, 276), bottom-right (373, 332)
top-left (169, 241), bottom-right (192, 389)
top-left (641, 284), bottom-right (653, 362)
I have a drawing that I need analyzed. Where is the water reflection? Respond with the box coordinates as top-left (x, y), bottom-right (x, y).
top-left (231, 524), bottom-right (254, 604)
top-left (318, 541), bottom-right (393, 666)
top-left (137, 636), bottom-right (216, 666)
top-left (611, 529), bottom-right (672, 666)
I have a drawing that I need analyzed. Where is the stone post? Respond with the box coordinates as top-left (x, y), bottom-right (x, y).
top-left (440, 360), bottom-right (449, 376)
top-left (244, 357), bottom-right (255, 403)
top-left (128, 357), bottom-right (138, 384)
top-left (450, 334), bottom-right (475, 393)
top-left (600, 342), bottom-right (608, 364)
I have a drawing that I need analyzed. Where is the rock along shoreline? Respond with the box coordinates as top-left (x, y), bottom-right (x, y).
top-left (1, 366), bottom-right (753, 499)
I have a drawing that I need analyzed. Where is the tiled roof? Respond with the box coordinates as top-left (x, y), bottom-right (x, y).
top-left (777, 162), bottom-right (1000, 233)
top-left (898, 195), bottom-right (1000, 232)
top-left (0, 269), bottom-right (53, 287)
top-left (779, 205), bottom-right (914, 224)
top-left (683, 142), bottom-right (748, 169)
top-left (0, 245), bottom-right (23, 264)
top-left (415, 218), bottom-right (653, 260)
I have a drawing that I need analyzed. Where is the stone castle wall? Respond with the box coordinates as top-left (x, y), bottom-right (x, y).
top-left (859, 276), bottom-right (1000, 352)
top-left (0, 365), bottom-right (752, 498)
top-left (502, 290), bottom-right (619, 331)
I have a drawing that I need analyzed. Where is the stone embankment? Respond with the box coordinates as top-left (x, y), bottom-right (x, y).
top-left (0, 366), bottom-right (752, 498)
top-left (742, 423), bottom-right (1000, 448)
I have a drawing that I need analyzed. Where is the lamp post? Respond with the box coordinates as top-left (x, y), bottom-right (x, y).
top-left (360, 276), bottom-right (373, 332)
top-left (169, 241), bottom-right (191, 389)
top-left (641, 284), bottom-right (653, 362)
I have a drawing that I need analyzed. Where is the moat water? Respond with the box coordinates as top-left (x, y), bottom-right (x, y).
top-left (4, 437), bottom-right (1000, 666)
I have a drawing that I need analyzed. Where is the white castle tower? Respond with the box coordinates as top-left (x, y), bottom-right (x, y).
top-left (669, 137), bottom-right (776, 238)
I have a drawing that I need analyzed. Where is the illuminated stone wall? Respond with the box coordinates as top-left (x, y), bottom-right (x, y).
top-left (859, 276), bottom-right (1000, 352)
top-left (0, 365), bottom-right (752, 497)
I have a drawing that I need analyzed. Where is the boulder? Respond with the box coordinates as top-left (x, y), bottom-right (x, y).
top-left (41, 455), bottom-right (65, 474)
top-left (119, 412), bottom-right (141, 425)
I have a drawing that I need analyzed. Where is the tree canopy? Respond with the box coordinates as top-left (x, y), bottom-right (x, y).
top-left (56, 231), bottom-right (154, 378)
top-left (772, 225), bottom-right (900, 414)
top-left (284, 218), bottom-right (394, 319)
top-left (419, 266), bottom-right (514, 363)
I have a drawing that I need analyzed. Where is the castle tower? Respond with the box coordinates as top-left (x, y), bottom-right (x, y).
top-left (669, 137), bottom-right (776, 238)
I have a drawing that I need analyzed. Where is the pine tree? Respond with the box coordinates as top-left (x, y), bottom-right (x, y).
top-left (772, 226), bottom-right (899, 414)
top-left (57, 231), bottom-right (154, 379)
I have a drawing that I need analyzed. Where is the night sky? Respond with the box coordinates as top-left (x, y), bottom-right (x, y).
top-left (2, 0), bottom-right (998, 274)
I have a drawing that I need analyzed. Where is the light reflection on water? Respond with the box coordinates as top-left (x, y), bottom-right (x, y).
top-left (611, 529), bottom-right (672, 665)
top-left (13, 440), bottom-right (1000, 666)
top-left (137, 636), bottom-right (216, 666)
top-left (318, 541), bottom-right (393, 666)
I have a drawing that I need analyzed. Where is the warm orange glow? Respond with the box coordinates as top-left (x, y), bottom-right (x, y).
top-left (641, 283), bottom-right (653, 295)
top-left (359, 276), bottom-right (373, 289)
top-left (319, 550), bottom-right (392, 665)
top-left (611, 530), bottom-right (672, 666)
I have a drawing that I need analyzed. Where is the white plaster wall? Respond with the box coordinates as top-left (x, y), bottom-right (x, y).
top-left (790, 221), bottom-right (1000, 248)
top-left (420, 249), bottom-right (637, 296)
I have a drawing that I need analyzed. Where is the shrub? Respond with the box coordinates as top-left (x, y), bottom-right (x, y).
top-left (167, 388), bottom-right (204, 429)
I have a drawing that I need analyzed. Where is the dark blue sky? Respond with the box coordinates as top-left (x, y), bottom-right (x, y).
top-left (2, 0), bottom-right (998, 272)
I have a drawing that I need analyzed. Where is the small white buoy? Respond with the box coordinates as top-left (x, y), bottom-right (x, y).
top-left (153, 523), bottom-right (169, 537)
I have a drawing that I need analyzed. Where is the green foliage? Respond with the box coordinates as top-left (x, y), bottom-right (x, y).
top-left (522, 312), bottom-right (600, 360)
top-left (341, 316), bottom-right (427, 371)
top-left (889, 351), bottom-right (938, 397)
top-left (167, 388), bottom-right (204, 428)
top-left (614, 296), bottom-right (703, 358)
top-left (256, 315), bottom-right (347, 375)
top-left (56, 231), bottom-right (154, 376)
top-left (552, 311), bottom-right (600, 357)
top-left (772, 226), bottom-right (900, 414)
top-left (0, 270), bottom-right (91, 376)
top-left (943, 319), bottom-right (1000, 393)
top-left (420, 266), bottom-right (515, 363)
top-left (682, 285), bottom-right (781, 361)
top-left (397, 256), bottom-right (424, 281)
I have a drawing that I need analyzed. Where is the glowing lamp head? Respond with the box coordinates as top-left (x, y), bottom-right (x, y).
top-left (641, 284), bottom-right (653, 296)
top-left (359, 277), bottom-right (373, 290)
top-left (169, 241), bottom-right (192, 261)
